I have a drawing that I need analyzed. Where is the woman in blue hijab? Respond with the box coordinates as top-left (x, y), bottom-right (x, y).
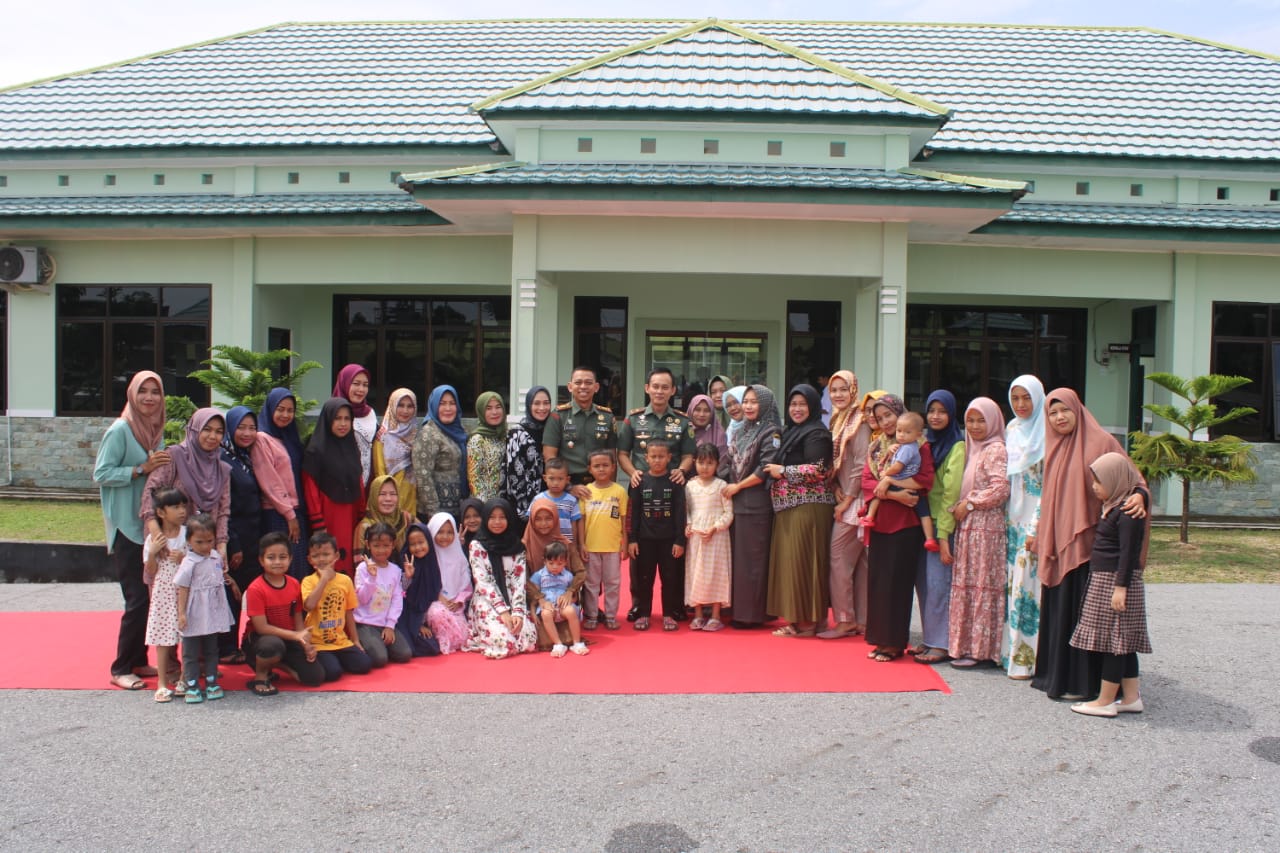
top-left (411, 384), bottom-right (470, 522)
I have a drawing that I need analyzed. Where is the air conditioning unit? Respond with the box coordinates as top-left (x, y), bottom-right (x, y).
top-left (0, 246), bottom-right (54, 292)
top-left (0, 246), bottom-right (40, 283)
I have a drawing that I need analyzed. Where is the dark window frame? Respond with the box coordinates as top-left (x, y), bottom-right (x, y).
top-left (573, 296), bottom-right (628, 410)
top-left (55, 284), bottom-right (211, 416)
top-left (906, 305), bottom-right (1088, 417)
top-left (1210, 301), bottom-right (1279, 442)
top-left (332, 294), bottom-right (511, 415)
top-left (786, 300), bottom-right (842, 390)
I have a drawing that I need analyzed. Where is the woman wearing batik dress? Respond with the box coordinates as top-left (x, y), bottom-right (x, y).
top-left (466, 391), bottom-right (507, 504)
top-left (1003, 374), bottom-right (1046, 679)
top-left (501, 386), bottom-right (552, 521)
top-left (947, 397), bottom-right (1010, 668)
top-left (373, 387), bottom-right (419, 520)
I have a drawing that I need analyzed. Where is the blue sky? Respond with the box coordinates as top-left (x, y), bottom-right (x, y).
top-left (2, 0), bottom-right (1279, 88)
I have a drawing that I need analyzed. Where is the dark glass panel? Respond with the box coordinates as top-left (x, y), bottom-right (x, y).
top-left (905, 340), bottom-right (934, 414)
top-left (482, 297), bottom-right (511, 326)
top-left (57, 286), bottom-right (108, 317)
top-left (384, 299), bottom-right (427, 326)
top-left (431, 330), bottom-right (476, 412)
top-left (1036, 343), bottom-right (1086, 402)
top-left (160, 324), bottom-right (210, 407)
top-left (574, 296), bottom-right (627, 329)
top-left (59, 322), bottom-right (103, 412)
top-left (383, 331), bottom-right (427, 412)
top-left (1212, 340), bottom-right (1266, 440)
top-left (109, 323), bottom-right (157, 411)
top-left (431, 301), bottom-right (477, 325)
top-left (108, 287), bottom-right (159, 318)
top-left (347, 300), bottom-right (381, 326)
top-left (162, 287), bottom-right (209, 319)
top-left (988, 341), bottom-right (1035, 416)
top-left (935, 308), bottom-right (986, 337)
top-left (986, 311), bottom-right (1036, 340)
top-left (938, 340), bottom-right (983, 412)
top-left (481, 330), bottom-right (511, 404)
top-left (344, 330), bottom-right (379, 391)
top-left (1213, 302), bottom-right (1268, 338)
top-left (1039, 311), bottom-right (1084, 341)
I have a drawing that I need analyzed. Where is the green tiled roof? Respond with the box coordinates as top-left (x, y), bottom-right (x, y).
top-left (473, 20), bottom-right (948, 119)
top-left (0, 192), bottom-right (426, 217)
top-left (0, 20), bottom-right (1276, 159)
top-left (990, 202), bottom-right (1280, 231)
top-left (400, 161), bottom-right (1024, 195)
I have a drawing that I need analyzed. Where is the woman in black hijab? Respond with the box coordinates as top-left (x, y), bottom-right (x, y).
top-left (763, 384), bottom-right (835, 637)
top-left (463, 499), bottom-right (538, 659)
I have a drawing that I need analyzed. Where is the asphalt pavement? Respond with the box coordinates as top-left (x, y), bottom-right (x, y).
top-left (0, 582), bottom-right (1276, 851)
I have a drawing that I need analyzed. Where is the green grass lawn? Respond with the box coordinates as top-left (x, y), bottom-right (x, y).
top-left (1, 499), bottom-right (1276, 583)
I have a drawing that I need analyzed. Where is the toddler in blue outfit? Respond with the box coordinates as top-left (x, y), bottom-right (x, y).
top-left (531, 541), bottom-right (588, 658)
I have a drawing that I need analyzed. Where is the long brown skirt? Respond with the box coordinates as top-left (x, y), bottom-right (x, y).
top-left (766, 502), bottom-right (834, 624)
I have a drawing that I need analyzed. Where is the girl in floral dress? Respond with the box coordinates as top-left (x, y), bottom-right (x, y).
top-left (467, 392), bottom-right (507, 504)
top-left (1003, 375), bottom-right (1046, 679)
top-left (464, 499), bottom-right (537, 659)
top-left (948, 397), bottom-right (1010, 667)
top-left (143, 486), bottom-right (188, 702)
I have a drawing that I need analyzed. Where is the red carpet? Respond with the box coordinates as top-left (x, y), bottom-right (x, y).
top-left (0, 609), bottom-right (948, 695)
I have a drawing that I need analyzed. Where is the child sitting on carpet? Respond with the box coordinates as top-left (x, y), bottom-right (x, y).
top-left (175, 513), bottom-right (235, 703)
top-left (532, 540), bottom-right (588, 657)
top-left (424, 514), bottom-right (473, 654)
top-left (143, 486), bottom-right (188, 703)
top-left (353, 522), bottom-right (413, 668)
top-left (301, 531), bottom-right (373, 682)
top-left (242, 531), bottom-right (325, 693)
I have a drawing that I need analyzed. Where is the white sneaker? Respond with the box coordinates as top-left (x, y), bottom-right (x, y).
top-left (550, 643), bottom-right (567, 658)
top-left (570, 642), bottom-right (589, 656)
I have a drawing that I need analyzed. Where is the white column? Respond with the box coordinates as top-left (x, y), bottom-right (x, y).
top-left (510, 215), bottom-right (542, 416)
top-left (874, 223), bottom-right (909, 393)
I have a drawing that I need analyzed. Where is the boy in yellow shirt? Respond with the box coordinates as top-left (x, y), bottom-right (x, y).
top-left (300, 531), bottom-right (373, 682)
top-left (578, 450), bottom-right (629, 630)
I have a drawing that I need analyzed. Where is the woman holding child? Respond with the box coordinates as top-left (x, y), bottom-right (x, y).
top-left (862, 394), bottom-right (935, 662)
top-left (95, 370), bottom-right (170, 690)
top-left (764, 384), bottom-right (835, 637)
top-left (522, 496), bottom-right (588, 649)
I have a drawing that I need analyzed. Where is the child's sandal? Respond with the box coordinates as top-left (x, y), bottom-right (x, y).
top-left (153, 686), bottom-right (174, 703)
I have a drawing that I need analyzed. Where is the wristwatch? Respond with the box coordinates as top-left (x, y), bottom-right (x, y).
top-left (133, 464), bottom-right (145, 478)
top-left (965, 501), bottom-right (975, 512)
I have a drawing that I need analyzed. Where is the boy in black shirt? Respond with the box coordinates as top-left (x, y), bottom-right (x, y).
top-left (627, 441), bottom-right (687, 631)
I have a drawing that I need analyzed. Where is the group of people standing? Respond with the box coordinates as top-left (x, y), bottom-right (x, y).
top-left (95, 361), bottom-right (1152, 716)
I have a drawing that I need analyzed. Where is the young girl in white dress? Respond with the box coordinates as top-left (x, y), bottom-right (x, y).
top-left (144, 486), bottom-right (189, 703)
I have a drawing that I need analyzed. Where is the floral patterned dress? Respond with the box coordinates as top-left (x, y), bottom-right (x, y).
top-left (1002, 459), bottom-right (1043, 677)
top-left (463, 541), bottom-right (538, 659)
top-left (948, 442), bottom-right (1011, 663)
top-left (466, 434), bottom-right (504, 504)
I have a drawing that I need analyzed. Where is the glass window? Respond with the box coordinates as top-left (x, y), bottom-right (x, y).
top-left (1210, 302), bottom-right (1278, 441)
top-left (786, 301), bottom-right (841, 389)
top-left (56, 285), bottom-right (211, 415)
top-left (906, 305), bottom-right (1087, 416)
top-left (574, 297), bottom-right (628, 409)
top-left (333, 295), bottom-right (511, 416)
top-left (645, 331), bottom-right (767, 408)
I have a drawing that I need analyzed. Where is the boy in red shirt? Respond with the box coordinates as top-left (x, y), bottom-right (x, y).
top-left (242, 531), bottom-right (325, 693)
